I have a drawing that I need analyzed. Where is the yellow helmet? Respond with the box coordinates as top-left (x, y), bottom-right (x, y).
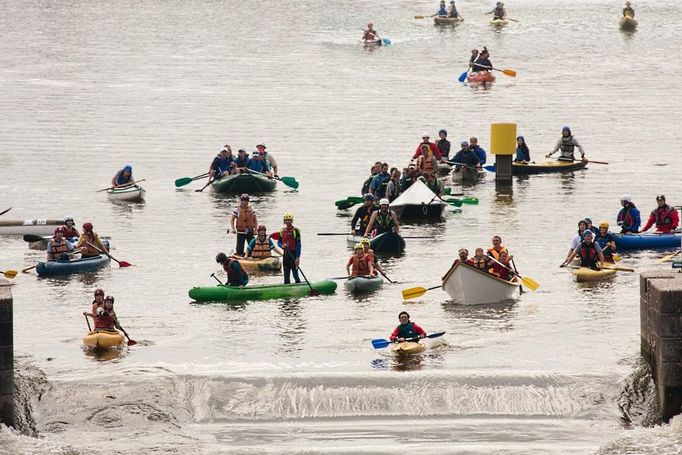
top-left (354, 243), bottom-right (364, 251)
top-left (599, 221), bottom-right (609, 229)
top-left (283, 212), bottom-right (294, 222)
top-left (360, 237), bottom-right (371, 246)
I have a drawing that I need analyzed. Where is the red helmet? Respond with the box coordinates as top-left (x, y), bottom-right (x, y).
top-left (82, 222), bottom-right (93, 232)
top-left (257, 224), bottom-right (266, 232)
top-left (94, 288), bottom-right (104, 296)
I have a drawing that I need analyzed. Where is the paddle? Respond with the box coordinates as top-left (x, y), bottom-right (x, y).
top-left (174, 172), bottom-right (209, 187)
top-left (84, 314), bottom-right (92, 331)
top-left (0, 270), bottom-right (17, 279)
top-left (511, 258), bottom-right (523, 294)
top-left (402, 285), bottom-right (441, 300)
top-left (285, 250), bottom-right (320, 296)
top-left (22, 248), bottom-right (82, 273)
top-left (247, 169), bottom-right (299, 189)
top-left (371, 331), bottom-right (446, 349)
top-left (0, 207), bottom-right (11, 216)
top-left (196, 176), bottom-right (215, 192)
top-left (96, 179), bottom-right (146, 192)
top-left (445, 197), bottom-right (479, 205)
top-left (474, 64), bottom-right (516, 77)
top-left (458, 69), bottom-right (469, 83)
top-left (586, 160), bottom-right (609, 165)
top-left (414, 14), bottom-right (436, 19)
top-left (600, 263), bottom-right (635, 272)
top-left (335, 197), bottom-right (364, 210)
top-left (210, 272), bottom-right (224, 285)
top-left (483, 165), bottom-right (496, 172)
top-left (86, 241), bottom-right (132, 267)
top-left (507, 18), bottom-right (520, 23)
top-left (318, 232), bottom-right (355, 236)
top-left (114, 317), bottom-right (137, 346)
top-left (375, 267), bottom-right (395, 284)
top-left (488, 257), bottom-right (539, 290)
top-left (658, 251), bottom-right (681, 263)
top-left (23, 234), bottom-right (47, 242)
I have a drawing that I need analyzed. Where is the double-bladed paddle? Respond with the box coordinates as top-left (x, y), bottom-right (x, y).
top-left (175, 172), bottom-right (210, 187)
top-left (371, 331), bottom-right (446, 349)
top-left (1, 270), bottom-right (18, 279)
top-left (0, 207), bottom-right (11, 216)
top-left (96, 179), bottom-right (146, 192)
top-left (458, 69), bottom-right (469, 82)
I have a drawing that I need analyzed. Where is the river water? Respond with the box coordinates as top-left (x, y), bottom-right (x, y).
top-left (1, 0), bottom-right (682, 453)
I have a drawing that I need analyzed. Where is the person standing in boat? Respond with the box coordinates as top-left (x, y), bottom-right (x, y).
top-left (278, 212), bottom-right (302, 284)
top-left (62, 216), bottom-right (80, 239)
top-left (417, 144), bottom-right (439, 176)
top-left (350, 194), bottom-right (377, 235)
top-left (436, 129), bottom-right (451, 161)
top-left (369, 163), bottom-right (391, 199)
top-left (413, 133), bottom-right (443, 161)
top-left (255, 144), bottom-right (278, 177)
top-left (244, 225), bottom-right (283, 259)
top-left (233, 148), bottom-right (250, 174)
top-left (471, 47), bottom-right (492, 73)
top-left (561, 230), bottom-right (605, 270)
top-left (362, 162), bottom-right (382, 195)
top-left (448, 1), bottom-right (460, 18)
top-left (77, 222), bottom-right (108, 258)
top-left (229, 193), bottom-right (258, 256)
top-left (111, 165), bottom-right (134, 188)
top-left (514, 136), bottom-right (531, 163)
top-left (346, 243), bottom-right (375, 278)
top-left (436, 0), bottom-right (448, 16)
top-left (486, 2), bottom-right (506, 20)
top-left (216, 252), bottom-right (249, 287)
top-left (623, 1), bottom-right (635, 17)
top-left (360, 237), bottom-right (383, 275)
top-left (640, 195), bottom-right (679, 234)
top-left (390, 312), bottom-right (426, 343)
top-left (362, 23), bottom-right (379, 42)
top-left (209, 146), bottom-right (235, 179)
top-left (47, 227), bottom-right (75, 260)
top-left (595, 221), bottom-right (618, 263)
top-left (468, 137), bottom-right (487, 165)
top-left (546, 126), bottom-right (586, 162)
top-left (616, 195), bottom-right (641, 234)
top-left (385, 169), bottom-right (402, 202)
top-left (364, 199), bottom-right (400, 237)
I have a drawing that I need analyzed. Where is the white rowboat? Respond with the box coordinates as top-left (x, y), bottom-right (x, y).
top-left (442, 261), bottom-right (521, 305)
top-left (107, 185), bottom-right (146, 202)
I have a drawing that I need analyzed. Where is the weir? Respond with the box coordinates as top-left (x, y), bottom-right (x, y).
top-left (0, 277), bottom-right (15, 427)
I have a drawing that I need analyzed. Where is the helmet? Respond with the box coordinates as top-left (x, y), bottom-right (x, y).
top-left (354, 243), bottom-right (364, 251)
top-left (599, 221), bottom-right (609, 229)
top-left (123, 164), bottom-right (132, 172)
top-left (240, 193), bottom-right (250, 201)
top-left (367, 22), bottom-right (373, 27)
top-left (215, 252), bottom-right (228, 264)
top-left (363, 193), bottom-right (375, 201)
top-left (584, 217), bottom-right (592, 224)
top-left (578, 219), bottom-right (587, 227)
top-left (64, 216), bottom-right (74, 222)
top-left (361, 237), bottom-right (371, 246)
top-left (439, 129), bottom-right (447, 136)
top-left (461, 140), bottom-right (469, 146)
top-left (379, 198), bottom-right (389, 206)
top-left (257, 224), bottom-right (266, 232)
top-left (104, 295), bottom-right (115, 303)
top-left (421, 132), bottom-right (429, 138)
top-left (620, 194), bottom-right (631, 203)
top-left (583, 230), bottom-right (594, 238)
top-left (53, 227), bottom-right (64, 235)
top-left (94, 288), bottom-right (104, 296)
top-left (562, 126), bottom-right (571, 132)
top-left (656, 194), bottom-right (666, 201)
top-left (82, 222), bottom-right (93, 232)
top-left (283, 212), bottom-right (294, 221)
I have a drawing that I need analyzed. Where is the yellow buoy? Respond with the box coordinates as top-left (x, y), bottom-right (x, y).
top-left (490, 123), bottom-right (517, 155)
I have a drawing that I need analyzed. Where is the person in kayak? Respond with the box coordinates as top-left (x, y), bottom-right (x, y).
top-left (247, 150), bottom-right (272, 176)
top-left (346, 243), bottom-right (375, 277)
top-left (487, 235), bottom-right (512, 272)
top-left (417, 144), bottom-right (439, 175)
top-left (413, 133), bottom-right (443, 161)
top-left (471, 47), bottom-right (492, 73)
top-left (469, 49), bottom-right (479, 70)
top-left (385, 168), bottom-right (402, 202)
top-left (365, 198), bottom-right (400, 237)
top-left (423, 172), bottom-right (443, 196)
top-left (209, 146), bottom-right (235, 179)
top-left (278, 212), bottom-right (302, 284)
top-left (362, 162), bottom-right (382, 195)
top-left (245, 225), bottom-right (283, 259)
top-left (216, 252), bottom-right (249, 287)
top-left (450, 141), bottom-right (481, 169)
top-left (436, 0), bottom-right (448, 16)
top-left (563, 219), bottom-right (589, 264)
top-left (561, 230), bottom-right (605, 270)
top-left (546, 126), bottom-right (586, 162)
top-left (229, 193), bottom-right (258, 256)
top-left (111, 165), bottom-right (134, 188)
top-left (83, 295), bottom-right (122, 331)
top-left (469, 137), bottom-right (487, 165)
top-left (390, 311), bottom-right (426, 343)
top-left (448, 1), bottom-right (460, 18)
top-left (514, 136), bottom-right (531, 163)
top-left (351, 194), bottom-right (378, 235)
top-left (617, 195), bottom-right (641, 234)
top-left (640, 195), bottom-right (679, 234)
top-left (595, 221), bottom-right (618, 263)
top-left (399, 165), bottom-right (419, 191)
top-left (47, 227), bottom-right (75, 260)
top-left (486, 2), bottom-right (506, 20)
top-left (361, 237), bottom-right (383, 275)
top-left (233, 148), bottom-right (250, 173)
top-left (256, 144), bottom-right (278, 177)
top-left (369, 162), bottom-right (390, 199)
top-left (77, 222), bottom-right (108, 257)
top-left (436, 129), bottom-right (451, 161)
top-left (623, 1), bottom-right (635, 17)
top-left (89, 288), bottom-right (105, 318)
top-left (62, 216), bottom-right (80, 239)
top-left (362, 23), bottom-right (380, 42)
top-left (490, 251), bottom-right (513, 280)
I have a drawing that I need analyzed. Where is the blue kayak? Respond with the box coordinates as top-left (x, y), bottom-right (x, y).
top-left (36, 254), bottom-right (111, 277)
top-left (613, 233), bottom-right (681, 250)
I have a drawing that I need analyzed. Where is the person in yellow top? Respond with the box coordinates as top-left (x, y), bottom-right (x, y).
top-left (229, 193), bottom-right (258, 256)
top-left (244, 225), bottom-right (283, 259)
top-left (76, 222), bottom-right (108, 257)
top-left (486, 235), bottom-right (512, 273)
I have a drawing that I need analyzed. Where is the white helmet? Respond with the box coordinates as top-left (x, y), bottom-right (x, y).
top-left (421, 132), bottom-right (430, 138)
top-left (379, 198), bottom-right (390, 206)
top-left (620, 194), bottom-right (632, 203)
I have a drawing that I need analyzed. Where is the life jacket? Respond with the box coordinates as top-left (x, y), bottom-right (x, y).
top-left (62, 226), bottom-right (79, 238)
top-left (559, 135), bottom-right (575, 159)
top-left (417, 154), bottom-right (435, 174)
top-left (578, 242), bottom-right (599, 268)
top-left (94, 311), bottom-right (117, 330)
top-left (437, 6), bottom-right (448, 15)
top-left (487, 246), bottom-right (508, 261)
top-left (49, 239), bottom-right (70, 257)
top-left (471, 256), bottom-right (488, 270)
top-left (396, 322), bottom-right (419, 339)
top-left (236, 205), bottom-right (257, 230)
top-left (234, 155), bottom-right (249, 168)
top-left (115, 171), bottom-right (132, 185)
top-left (223, 258), bottom-right (248, 286)
top-left (280, 227), bottom-right (300, 251)
top-left (248, 156), bottom-right (269, 174)
top-left (251, 237), bottom-right (272, 259)
top-left (653, 205), bottom-right (676, 230)
top-left (214, 155), bottom-right (233, 174)
top-left (78, 233), bottom-right (101, 256)
top-left (436, 139), bottom-right (451, 159)
top-left (376, 211), bottom-right (394, 233)
top-left (494, 7), bottom-right (505, 18)
top-left (351, 254), bottom-right (371, 276)
top-left (617, 204), bottom-right (636, 229)
top-left (492, 262), bottom-right (511, 280)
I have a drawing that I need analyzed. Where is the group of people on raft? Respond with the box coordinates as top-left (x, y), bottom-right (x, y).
top-left (208, 143), bottom-right (278, 179)
top-left (448, 235), bottom-right (518, 281)
top-left (46, 218), bottom-right (109, 261)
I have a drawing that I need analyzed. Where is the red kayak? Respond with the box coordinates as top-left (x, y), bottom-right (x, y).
top-left (467, 71), bottom-right (496, 84)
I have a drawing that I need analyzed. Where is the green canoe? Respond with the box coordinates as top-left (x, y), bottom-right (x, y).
top-left (188, 280), bottom-right (337, 302)
top-left (211, 173), bottom-right (276, 194)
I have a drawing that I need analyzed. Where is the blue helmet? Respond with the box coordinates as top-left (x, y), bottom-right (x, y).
top-left (562, 126), bottom-right (571, 133)
top-left (123, 164), bottom-right (132, 172)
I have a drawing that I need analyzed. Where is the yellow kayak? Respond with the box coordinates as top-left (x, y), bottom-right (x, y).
top-left (83, 330), bottom-right (125, 349)
top-left (391, 341), bottom-right (425, 355)
top-left (490, 18), bottom-right (508, 27)
top-left (573, 266), bottom-right (617, 282)
top-left (231, 256), bottom-right (281, 272)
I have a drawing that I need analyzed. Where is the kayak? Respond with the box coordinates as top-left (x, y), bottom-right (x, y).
top-left (619, 15), bottom-right (637, 30)
top-left (434, 16), bottom-right (464, 25)
top-left (36, 254), bottom-right (111, 277)
top-left (613, 233), bottom-right (681, 251)
top-left (490, 18), bottom-right (508, 27)
top-left (452, 166), bottom-right (485, 182)
top-left (363, 38), bottom-right (391, 46)
top-left (573, 266), bottom-right (617, 283)
top-left (346, 232), bottom-right (406, 254)
top-left (28, 236), bottom-right (108, 251)
top-left (83, 330), bottom-right (124, 350)
top-left (391, 341), bottom-right (425, 356)
top-left (188, 280), bottom-right (337, 302)
top-left (343, 275), bottom-right (383, 293)
top-left (509, 160), bottom-right (588, 175)
top-left (233, 256), bottom-right (281, 272)
top-left (0, 219), bottom-right (64, 236)
top-left (212, 173), bottom-right (276, 194)
top-left (437, 162), bottom-right (453, 175)
top-left (107, 185), bottom-right (145, 202)
top-left (467, 71), bottom-right (496, 84)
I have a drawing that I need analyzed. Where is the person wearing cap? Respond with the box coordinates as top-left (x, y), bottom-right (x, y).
top-left (244, 225), bottom-right (283, 259)
top-left (514, 136), bottom-right (531, 163)
top-left (640, 195), bottom-right (679, 234)
top-left (369, 162), bottom-right (391, 198)
top-left (209, 145), bottom-right (235, 179)
top-left (561, 229), bottom-right (604, 270)
top-left (362, 162), bottom-right (382, 195)
top-left (256, 144), bottom-right (278, 177)
top-left (47, 227), bottom-right (75, 260)
top-left (77, 222), bottom-right (108, 257)
top-left (486, 2), bottom-right (506, 20)
top-left (436, 129), bottom-right (451, 161)
top-left (247, 149), bottom-right (272, 176)
top-left (412, 133), bottom-right (443, 161)
top-left (399, 164), bottom-right (419, 191)
top-left (346, 243), bottom-right (375, 277)
top-left (351, 194), bottom-right (378, 235)
top-left (595, 221), bottom-right (618, 263)
top-left (364, 198), bottom-right (400, 237)
top-left (448, 1), bottom-right (460, 18)
top-left (111, 165), bottom-right (134, 188)
top-left (62, 216), bottom-right (80, 239)
top-left (278, 213), bottom-right (302, 284)
top-left (423, 172), bottom-right (443, 196)
top-left (584, 218), bottom-right (599, 234)
top-left (623, 1), bottom-right (635, 17)
top-left (471, 47), bottom-right (493, 73)
top-left (449, 141), bottom-right (481, 169)
top-left (616, 195), bottom-right (641, 234)
top-left (216, 252), bottom-right (249, 287)
top-left (229, 194), bottom-right (258, 256)
top-left (564, 220), bottom-right (589, 264)
top-left (385, 168), bottom-right (402, 202)
top-left (546, 127), bottom-right (586, 162)
top-left (362, 23), bottom-right (380, 42)
top-left (390, 311), bottom-right (426, 343)
top-left (233, 148), bottom-right (250, 173)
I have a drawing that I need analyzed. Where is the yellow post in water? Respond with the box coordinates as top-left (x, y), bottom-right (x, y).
top-left (490, 123), bottom-right (517, 182)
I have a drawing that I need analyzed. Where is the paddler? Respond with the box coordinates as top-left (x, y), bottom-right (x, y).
top-left (413, 133), bottom-right (443, 161)
top-left (76, 222), bottom-right (108, 258)
top-left (469, 49), bottom-right (479, 70)
top-left (247, 150), bottom-right (272, 176)
top-left (486, 2), bottom-right (507, 20)
top-left (595, 221), bottom-right (618, 263)
top-left (423, 172), bottom-right (443, 196)
top-left (486, 235), bottom-right (511, 273)
top-left (468, 137), bottom-right (487, 165)
top-left (469, 248), bottom-right (490, 270)
top-left (360, 237), bottom-right (383, 275)
top-left (490, 251), bottom-right (513, 280)
top-left (416, 144), bottom-right (439, 176)
top-left (563, 220), bottom-right (589, 265)
top-left (350, 194), bottom-right (377, 235)
top-left (584, 217), bottom-right (599, 234)
top-left (89, 288), bottom-right (105, 317)
top-left (362, 162), bottom-right (382, 195)
top-left (448, 1), bottom-right (460, 18)
top-left (640, 195), bottom-right (679, 234)
top-left (399, 165), bottom-right (419, 191)
top-left (362, 23), bottom-right (379, 42)
top-left (436, 129), bottom-right (451, 161)
top-left (244, 225), bottom-right (283, 259)
top-left (346, 243), bottom-right (375, 277)
top-left (83, 295), bottom-right (122, 331)
top-left (446, 248), bottom-right (469, 272)
top-left (450, 141), bottom-right (481, 169)
top-left (471, 47), bottom-right (492, 73)
top-left (623, 1), bottom-right (635, 17)
top-left (514, 136), bottom-right (531, 163)
top-left (364, 198), bottom-right (400, 237)
top-left (278, 212), bottom-right (302, 284)
top-left (215, 252), bottom-right (249, 287)
top-left (561, 230), bottom-right (605, 270)
top-left (369, 163), bottom-right (390, 199)
top-left (256, 144), bottom-right (278, 177)
top-left (233, 148), bottom-right (250, 173)
top-left (616, 195), bottom-right (641, 234)
top-left (111, 164), bottom-right (134, 188)
top-left (47, 227), bottom-right (75, 260)
top-left (229, 193), bottom-right (258, 256)
top-left (390, 311), bottom-right (426, 343)
top-left (436, 0), bottom-right (448, 16)
top-left (209, 145), bottom-right (235, 179)
top-left (62, 216), bottom-right (80, 239)
top-left (546, 126), bottom-right (587, 162)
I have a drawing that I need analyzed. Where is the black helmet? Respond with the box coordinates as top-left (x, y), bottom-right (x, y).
top-left (215, 252), bottom-right (228, 264)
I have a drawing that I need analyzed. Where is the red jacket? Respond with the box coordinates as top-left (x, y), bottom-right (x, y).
top-left (642, 205), bottom-right (679, 233)
top-left (413, 142), bottom-right (442, 160)
top-left (491, 262), bottom-right (512, 280)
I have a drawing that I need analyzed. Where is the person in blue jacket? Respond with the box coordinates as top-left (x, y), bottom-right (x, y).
top-left (209, 146), bottom-right (235, 178)
top-left (617, 195), bottom-right (641, 234)
top-left (450, 141), bottom-right (481, 168)
top-left (233, 148), bottom-right (251, 173)
top-left (247, 150), bottom-right (272, 175)
top-left (514, 136), bottom-right (531, 163)
top-left (111, 164), bottom-right (134, 187)
top-left (595, 221), bottom-right (618, 263)
top-left (469, 137), bottom-right (486, 165)
top-left (369, 162), bottom-right (390, 199)
top-left (436, 0), bottom-right (448, 16)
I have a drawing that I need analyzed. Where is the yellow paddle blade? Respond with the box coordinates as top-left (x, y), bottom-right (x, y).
top-left (613, 254), bottom-right (622, 262)
top-left (657, 251), bottom-right (680, 263)
top-left (502, 69), bottom-right (517, 77)
top-left (2, 270), bottom-right (17, 279)
top-left (520, 276), bottom-right (539, 291)
top-left (601, 263), bottom-right (635, 272)
top-left (414, 15), bottom-right (426, 19)
top-left (402, 286), bottom-right (427, 300)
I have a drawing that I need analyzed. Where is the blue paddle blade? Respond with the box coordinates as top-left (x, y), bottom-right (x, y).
top-left (484, 165), bottom-right (496, 172)
top-left (371, 338), bottom-right (390, 349)
top-left (458, 70), bottom-right (469, 83)
top-left (381, 38), bottom-right (392, 46)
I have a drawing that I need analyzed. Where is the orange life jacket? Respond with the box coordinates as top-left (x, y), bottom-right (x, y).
top-left (351, 254), bottom-right (371, 276)
top-left (487, 246), bottom-right (508, 272)
top-left (236, 205), bottom-right (257, 230)
top-left (251, 237), bottom-right (272, 259)
top-left (417, 154), bottom-right (435, 174)
top-left (48, 238), bottom-right (70, 258)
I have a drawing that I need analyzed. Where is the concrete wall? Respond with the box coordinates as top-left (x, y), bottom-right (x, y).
top-left (0, 277), bottom-right (14, 427)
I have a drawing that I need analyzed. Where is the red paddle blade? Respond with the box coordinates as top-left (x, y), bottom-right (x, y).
top-left (118, 261), bottom-right (133, 267)
top-left (127, 339), bottom-right (138, 346)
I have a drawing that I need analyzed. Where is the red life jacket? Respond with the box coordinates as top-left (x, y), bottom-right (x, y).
top-left (223, 258), bottom-right (246, 284)
top-left (62, 226), bottom-right (79, 238)
top-left (95, 311), bottom-right (116, 330)
top-left (653, 205), bottom-right (676, 231)
top-left (579, 242), bottom-right (599, 268)
top-left (617, 204), bottom-right (636, 229)
top-left (279, 227), bottom-right (300, 251)
top-left (351, 254), bottom-right (371, 276)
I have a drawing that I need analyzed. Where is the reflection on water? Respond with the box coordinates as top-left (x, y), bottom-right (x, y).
top-left (275, 299), bottom-right (306, 355)
top-left (82, 346), bottom-right (127, 362)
